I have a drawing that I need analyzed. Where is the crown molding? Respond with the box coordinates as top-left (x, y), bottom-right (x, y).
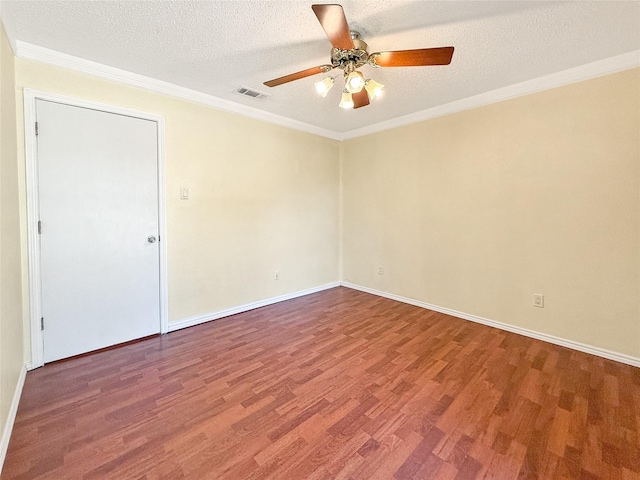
top-left (14, 41), bottom-right (342, 141)
top-left (14, 41), bottom-right (639, 142)
top-left (339, 49), bottom-right (640, 140)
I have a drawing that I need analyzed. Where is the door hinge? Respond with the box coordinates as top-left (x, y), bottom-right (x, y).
top-left (35, 122), bottom-right (38, 136)
top-left (38, 220), bottom-right (42, 234)
top-left (41, 317), bottom-right (44, 331)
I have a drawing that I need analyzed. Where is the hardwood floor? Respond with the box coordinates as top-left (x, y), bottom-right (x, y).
top-left (3, 287), bottom-right (639, 479)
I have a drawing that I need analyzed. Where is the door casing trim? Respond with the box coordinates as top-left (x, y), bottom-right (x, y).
top-left (24, 88), bottom-right (169, 368)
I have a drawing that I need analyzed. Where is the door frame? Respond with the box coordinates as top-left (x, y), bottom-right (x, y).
top-left (24, 89), bottom-right (169, 368)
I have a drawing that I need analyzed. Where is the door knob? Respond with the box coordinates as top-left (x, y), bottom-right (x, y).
top-left (147, 236), bottom-right (157, 243)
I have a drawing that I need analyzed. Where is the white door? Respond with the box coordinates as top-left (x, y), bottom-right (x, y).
top-left (37, 99), bottom-right (161, 363)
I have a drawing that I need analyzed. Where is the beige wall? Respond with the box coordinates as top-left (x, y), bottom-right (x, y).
top-left (342, 68), bottom-right (640, 358)
top-left (3, 51), bottom-right (639, 375)
top-left (14, 59), bottom-right (340, 346)
top-left (0, 19), bottom-right (24, 451)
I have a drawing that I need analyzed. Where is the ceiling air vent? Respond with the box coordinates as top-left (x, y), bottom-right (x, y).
top-left (234, 86), bottom-right (271, 100)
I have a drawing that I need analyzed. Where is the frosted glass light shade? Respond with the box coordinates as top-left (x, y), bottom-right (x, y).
top-left (365, 79), bottom-right (384, 99)
top-left (339, 90), bottom-right (354, 109)
top-left (314, 76), bottom-right (334, 97)
top-left (345, 71), bottom-right (365, 93)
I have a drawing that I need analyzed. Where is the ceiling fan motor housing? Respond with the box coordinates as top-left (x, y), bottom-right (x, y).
top-left (331, 31), bottom-right (369, 70)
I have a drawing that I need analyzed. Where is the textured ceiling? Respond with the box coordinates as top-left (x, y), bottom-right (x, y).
top-left (1, 1), bottom-right (639, 134)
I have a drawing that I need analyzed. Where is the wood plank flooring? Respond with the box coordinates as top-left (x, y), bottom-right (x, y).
top-left (3, 287), bottom-right (639, 479)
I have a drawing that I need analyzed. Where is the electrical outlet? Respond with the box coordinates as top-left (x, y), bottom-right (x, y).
top-left (533, 294), bottom-right (544, 308)
top-left (273, 271), bottom-right (280, 280)
top-left (378, 266), bottom-right (384, 275)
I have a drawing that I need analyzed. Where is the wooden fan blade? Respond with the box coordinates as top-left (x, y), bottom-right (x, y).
top-left (352, 89), bottom-right (370, 109)
top-left (264, 65), bottom-right (333, 87)
top-left (312, 4), bottom-right (354, 50)
top-left (370, 47), bottom-right (454, 67)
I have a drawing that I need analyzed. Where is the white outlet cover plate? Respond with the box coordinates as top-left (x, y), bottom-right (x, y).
top-left (533, 294), bottom-right (544, 308)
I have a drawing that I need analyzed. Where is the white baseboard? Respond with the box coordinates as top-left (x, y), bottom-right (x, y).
top-left (168, 282), bottom-right (341, 332)
top-left (341, 282), bottom-right (640, 368)
top-left (0, 364), bottom-right (27, 475)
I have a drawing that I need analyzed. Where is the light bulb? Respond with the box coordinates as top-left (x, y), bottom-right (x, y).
top-left (365, 79), bottom-right (384, 100)
top-left (314, 76), bottom-right (334, 97)
top-left (345, 71), bottom-right (365, 94)
top-left (339, 90), bottom-right (354, 109)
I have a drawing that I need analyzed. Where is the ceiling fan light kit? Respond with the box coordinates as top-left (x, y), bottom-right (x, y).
top-left (263, 4), bottom-right (454, 110)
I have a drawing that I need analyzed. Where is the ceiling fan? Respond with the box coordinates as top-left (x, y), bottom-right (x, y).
top-left (263, 4), bottom-right (454, 109)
